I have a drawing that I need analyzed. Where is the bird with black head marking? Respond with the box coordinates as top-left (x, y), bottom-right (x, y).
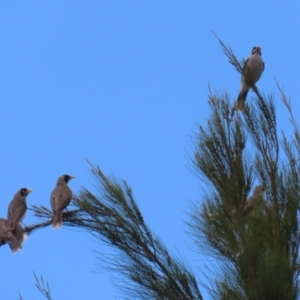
top-left (0, 218), bottom-right (22, 253)
top-left (51, 175), bottom-right (75, 229)
top-left (234, 46), bottom-right (265, 111)
top-left (7, 188), bottom-right (33, 230)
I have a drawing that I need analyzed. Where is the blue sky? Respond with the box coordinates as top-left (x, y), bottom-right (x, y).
top-left (1, 2), bottom-right (299, 299)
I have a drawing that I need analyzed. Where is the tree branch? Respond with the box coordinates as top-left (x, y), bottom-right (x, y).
top-left (33, 163), bottom-right (202, 300)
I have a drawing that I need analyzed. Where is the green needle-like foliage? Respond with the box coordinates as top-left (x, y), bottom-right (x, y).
top-left (30, 164), bottom-right (202, 300)
top-left (187, 40), bottom-right (300, 299)
top-left (70, 165), bottom-right (202, 300)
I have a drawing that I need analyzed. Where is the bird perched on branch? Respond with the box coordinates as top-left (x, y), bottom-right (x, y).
top-left (234, 46), bottom-right (265, 111)
top-left (7, 188), bottom-right (32, 230)
top-left (7, 188), bottom-right (32, 248)
top-left (241, 185), bottom-right (265, 215)
top-left (0, 218), bottom-right (22, 253)
top-left (51, 175), bottom-right (75, 228)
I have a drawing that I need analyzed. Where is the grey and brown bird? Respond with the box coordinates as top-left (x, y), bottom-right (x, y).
top-left (7, 188), bottom-right (32, 230)
top-left (241, 185), bottom-right (265, 215)
top-left (234, 46), bottom-right (265, 111)
top-left (51, 175), bottom-right (75, 228)
top-left (0, 218), bottom-right (22, 253)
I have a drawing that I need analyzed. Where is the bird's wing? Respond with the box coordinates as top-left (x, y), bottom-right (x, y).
top-left (8, 201), bottom-right (26, 223)
top-left (51, 186), bottom-right (72, 213)
top-left (241, 58), bottom-right (249, 81)
top-left (243, 58), bottom-right (249, 72)
top-left (59, 187), bottom-right (72, 210)
top-left (0, 219), bottom-right (8, 239)
top-left (51, 188), bottom-right (63, 213)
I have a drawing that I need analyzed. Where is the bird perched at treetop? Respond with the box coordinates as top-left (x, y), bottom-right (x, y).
top-left (234, 46), bottom-right (265, 111)
top-left (51, 175), bottom-right (75, 229)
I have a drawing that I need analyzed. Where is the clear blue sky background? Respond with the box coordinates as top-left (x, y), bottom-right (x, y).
top-left (1, 2), bottom-right (299, 299)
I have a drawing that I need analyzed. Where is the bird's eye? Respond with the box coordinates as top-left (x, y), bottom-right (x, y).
top-left (20, 188), bottom-right (26, 195)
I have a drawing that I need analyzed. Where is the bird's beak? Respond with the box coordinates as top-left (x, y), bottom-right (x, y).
top-left (69, 175), bottom-right (75, 179)
top-left (27, 189), bottom-right (33, 194)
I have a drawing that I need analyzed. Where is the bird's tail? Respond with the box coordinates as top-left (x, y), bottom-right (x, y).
top-left (234, 90), bottom-right (248, 111)
top-left (14, 223), bottom-right (27, 244)
top-left (7, 233), bottom-right (22, 253)
top-left (52, 212), bottom-right (63, 229)
top-left (7, 223), bottom-right (24, 253)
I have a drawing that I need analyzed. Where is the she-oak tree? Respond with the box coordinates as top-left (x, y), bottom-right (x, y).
top-left (4, 39), bottom-right (300, 300)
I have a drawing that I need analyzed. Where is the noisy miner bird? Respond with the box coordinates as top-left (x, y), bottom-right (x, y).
top-left (234, 46), bottom-right (265, 111)
top-left (241, 185), bottom-right (265, 215)
top-left (51, 175), bottom-right (75, 228)
top-left (7, 188), bottom-right (33, 230)
top-left (0, 218), bottom-right (22, 253)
